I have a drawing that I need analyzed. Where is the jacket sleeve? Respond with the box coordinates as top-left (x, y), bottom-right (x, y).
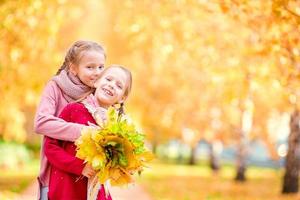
top-left (44, 136), bottom-right (85, 175)
top-left (34, 81), bottom-right (83, 142)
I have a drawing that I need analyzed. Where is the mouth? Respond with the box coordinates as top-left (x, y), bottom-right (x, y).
top-left (90, 78), bottom-right (97, 83)
top-left (102, 88), bottom-right (114, 96)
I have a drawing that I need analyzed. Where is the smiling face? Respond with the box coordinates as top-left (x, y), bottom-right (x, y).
top-left (94, 67), bottom-right (129, 108)
top-left (70, 50), bottom-right (105, 87)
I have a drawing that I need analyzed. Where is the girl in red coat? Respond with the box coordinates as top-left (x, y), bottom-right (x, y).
top-left (44, 65), bottom-right (132, 200)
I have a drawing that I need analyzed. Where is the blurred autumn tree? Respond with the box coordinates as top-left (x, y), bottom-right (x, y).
top-left (97, 0), bottom-right (300, 191)
top-left (99, 0), bottom-right (285, 167)
top-left (0, 0), bottom-right (87, 142)
top-left (218, 0), bottom-right (300, 193)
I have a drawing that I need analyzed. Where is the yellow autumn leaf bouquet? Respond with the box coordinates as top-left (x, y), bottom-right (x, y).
top-left (75, 107), bottom-right (154, 186)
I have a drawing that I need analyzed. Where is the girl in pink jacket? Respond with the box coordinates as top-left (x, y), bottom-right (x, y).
top-left (34, 40), bottom-right (106, 200)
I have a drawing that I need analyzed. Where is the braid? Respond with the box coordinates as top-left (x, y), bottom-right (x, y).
top-left (56, 59), bottom-right (68, 75)
top-left (118, 102), bottom-right (125, 117)
top-left (55, 44), bottom-right (74, 75)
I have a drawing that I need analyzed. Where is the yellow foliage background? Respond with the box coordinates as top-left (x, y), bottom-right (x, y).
top-left (1, 0), bottom-right (300, 148)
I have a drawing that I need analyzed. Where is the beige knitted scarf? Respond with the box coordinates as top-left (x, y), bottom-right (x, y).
top-left (52, 69), bottom-right (92, 102)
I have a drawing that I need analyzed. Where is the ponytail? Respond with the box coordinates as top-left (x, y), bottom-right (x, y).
top-left (118, 102), bottom-right (125, 117)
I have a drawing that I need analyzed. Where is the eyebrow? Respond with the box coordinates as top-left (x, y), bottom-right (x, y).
top-left (105, 75), bottom-right (125, 84)
top-left (116, 80), bottom-right (124, 86)
top-left (85, 62), bottom-right (104, 66)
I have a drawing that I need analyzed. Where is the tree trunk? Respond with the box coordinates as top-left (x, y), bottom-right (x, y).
top-left (282, 110), bottom-right (300, 194)
top-left (235, 130), bottom-right (247, 182)
top-left (189, 145), bottom-right (197, 165)
top-left (235, 102), bottom-right (252, 182)
top-left (235, 161), bottom-right (246, 181)
top-left (209, 142), bottom-right (220, 172)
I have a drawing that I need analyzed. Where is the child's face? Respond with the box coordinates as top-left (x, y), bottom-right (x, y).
top-left (70, 50), bottom-right (105, 87)
top-left (94, 67), bottom-right (128, 108)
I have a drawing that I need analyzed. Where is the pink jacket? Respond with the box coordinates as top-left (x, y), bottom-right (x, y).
top-left (34, 80), bottom-right (84, 187)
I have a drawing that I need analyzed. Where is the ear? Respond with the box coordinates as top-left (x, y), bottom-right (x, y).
top-left (118, 96), bottom-right (127, 104)
top-left (69, 63), bottom-right (77, 76)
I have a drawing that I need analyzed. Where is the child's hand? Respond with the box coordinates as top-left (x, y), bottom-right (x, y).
top-left (87, 121), bottom-right (100, 130)
top-left (82, 163), bottom-right (96, 178)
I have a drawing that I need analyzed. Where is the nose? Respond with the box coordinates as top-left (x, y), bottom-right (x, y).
top-left (95, 67), bottom-right (103, 76)
top-left (108, 84), bottom-right (114, 89)
top-left (108, 82), bottom-right (116, 89)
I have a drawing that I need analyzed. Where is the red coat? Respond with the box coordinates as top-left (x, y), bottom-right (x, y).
top-left (44, 102), bottom-right (112, 200)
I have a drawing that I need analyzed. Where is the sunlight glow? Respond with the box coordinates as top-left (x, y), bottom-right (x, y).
top-left (277, 144), bottom-right (288, 157)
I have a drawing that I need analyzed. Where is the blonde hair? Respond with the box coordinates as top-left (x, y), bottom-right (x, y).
top-left (56, 40), bottom-right (106, 75)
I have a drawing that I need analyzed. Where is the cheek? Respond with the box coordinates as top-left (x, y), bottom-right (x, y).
top-left (84, 70), bottom-right (93, 77)
top-left (117, 90), bottom-right (126, 99)
top-left (82, 68), bottom-right (93, 75)
top-left (95, 90), bottom-right (104, 101)
top-left (96, 88), bottom-right (102, 96)
top-left (95, 80), bottom-right (105, 88)
top-left (77, 69), bottom-right (87, 78)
